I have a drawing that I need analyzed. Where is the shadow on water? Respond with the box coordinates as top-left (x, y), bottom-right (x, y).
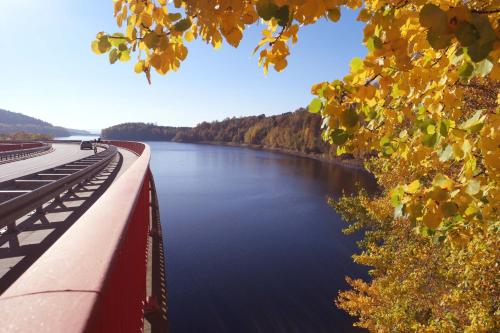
top-left (149, 142), bottom-right (377, 333)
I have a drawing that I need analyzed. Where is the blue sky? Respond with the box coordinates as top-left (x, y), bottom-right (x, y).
top-left (0, 0), bottom-right (365, 130)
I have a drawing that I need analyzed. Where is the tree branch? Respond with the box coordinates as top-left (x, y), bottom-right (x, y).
top-left (270, 25), bottom-right (286, 46)
top-left (364, 73), bottom-right (381, 86)
top-left (471, 8), bottom-right (500, 14)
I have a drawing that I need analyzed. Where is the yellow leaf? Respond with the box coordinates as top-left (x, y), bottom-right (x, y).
top-left (422, 199), bottom-right (443, 228)
top-left (184, 30), bottom-right (195, 42)
top-left (405, 180), bottom-right (420, 194)
top-left (274, 57), bottom-right (287, 72)
top-left (134, 61), bottom-right (144, 73)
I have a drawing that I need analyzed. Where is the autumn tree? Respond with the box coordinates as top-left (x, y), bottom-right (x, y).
top-left (93, 0), bottom-right (499, 331)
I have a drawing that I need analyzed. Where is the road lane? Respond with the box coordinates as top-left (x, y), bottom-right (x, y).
top-left (0, 143), bottom-right (99, 182)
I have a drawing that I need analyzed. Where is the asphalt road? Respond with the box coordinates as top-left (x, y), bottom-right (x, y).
top-left (0, 143), bottom-right (99, 183)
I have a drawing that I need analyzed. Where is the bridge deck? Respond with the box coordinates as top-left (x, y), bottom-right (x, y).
top-left (0, 143), bottom-right (99, 182)
top-left (0, 143), bottom-right (138, 184)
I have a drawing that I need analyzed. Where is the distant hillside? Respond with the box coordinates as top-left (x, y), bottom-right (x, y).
top-left (102, 123), bottom-right (190, 141)
top-left (0, 108), bottom-right (90, 137)
top-left (0, 132), bottom-right (53, 141)
top-left (102, 109), bottom-right (349, 160)
top-left (66, 128), bottom-right (95, 135)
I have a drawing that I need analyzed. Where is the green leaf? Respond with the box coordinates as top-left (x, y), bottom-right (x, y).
top-left (455, 22), bottom-right (479, 47)
top-left (471, 14), bottom-right (496, 45)
top-left (109, 48), bottom-right (119, 64)
top-left (422, 133), bottom-right (437, 147)
top-left (380, 136), bottom-right (391, 147)
top-left (308, 98), bottom-right (322, 114)
top-left (97, 37), bottom-right (112, 53)
top-left (458, 61), bottom-right (474, 80)
top-left (427, 30), bottom-right (452, 50)
top-left (451, 47), bottom-right (465, 65)
top-left (419, 4), bottom-right (447, 33)
top-left (167, 13), bottom-right (182, 22)
top-left (439, 120), bottom-right (449, 137)
top-left (416, 118), bottom-right (433, 132)
top-left (173, 18), bottom-right (192, 32)
top-left (468, 40), bottom-right (493, 62)
top-left (331, 129), bottom-right (349, 145)
top-left (119, 50), bottom-right (131, 62)
top-left (350, 57), bottom-right (363, 72)
top-left (110, 33), bottom-right (127, 47)
top-left (256, 0), bottom-right (279, 21)
top-left (382, 145), bottom-right (394, 156)
top-left (341, 108), bottom-right (359, 127)
top-left (390, 186), bottom-right (404, 206)
top-left (465, 15), bottom-right (496, 62)
top-left (440, 201), bottom-right (458, 217)
top-left (366, 36), bottom-right (382, 52)
top-left (433, 174), bottom-right (453, 189)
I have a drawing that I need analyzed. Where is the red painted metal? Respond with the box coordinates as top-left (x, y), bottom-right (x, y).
top-left (0, 141), bottom-right (154, 332)
top-left (0, 142), bottom-right (43, 152)
top-left (105, 140), bottom-right (145, 155)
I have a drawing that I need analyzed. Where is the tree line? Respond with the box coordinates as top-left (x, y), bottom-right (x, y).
top-left (102, 108), bottom-right (348, 159)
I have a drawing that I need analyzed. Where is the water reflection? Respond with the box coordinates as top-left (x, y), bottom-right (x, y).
top-left (149, 142), bottom-right (375, 333)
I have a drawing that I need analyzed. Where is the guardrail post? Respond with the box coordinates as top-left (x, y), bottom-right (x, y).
top-left (6, 222), bottom-right (17, 234)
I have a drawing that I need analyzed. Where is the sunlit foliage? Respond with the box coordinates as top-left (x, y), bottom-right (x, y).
top-left (96, 0), bottom-right (499, 331)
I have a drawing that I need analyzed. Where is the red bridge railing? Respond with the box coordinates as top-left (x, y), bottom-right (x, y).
top-left (0, 141), bottom-right (44, 152)
top-left (0, 141), bottom-right (157, 332)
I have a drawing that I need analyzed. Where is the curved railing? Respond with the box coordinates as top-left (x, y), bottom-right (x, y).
top-left (0, 141), bottom-right (44, 152)
top-left (0, 141), bottom-right (158, 332)
top-left (0, 142), bottom-right (52, 162)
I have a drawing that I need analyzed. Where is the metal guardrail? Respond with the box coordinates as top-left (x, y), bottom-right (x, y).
top-left (0, 143), bottom-right (52, 162)
top-left (0, 144), bottom-right (117, 229)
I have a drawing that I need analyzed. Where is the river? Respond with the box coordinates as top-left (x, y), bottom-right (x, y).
top-left (149, 142), bottom-right (376, 333)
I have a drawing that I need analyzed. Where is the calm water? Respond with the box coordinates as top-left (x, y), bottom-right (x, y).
top-left (54, 135), bottom-right (100, 141)
top-left (149, 142), bottom-right (377, 333)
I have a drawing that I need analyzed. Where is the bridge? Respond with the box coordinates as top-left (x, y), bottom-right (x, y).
top-left (0, 140), bottom-right (168, 332)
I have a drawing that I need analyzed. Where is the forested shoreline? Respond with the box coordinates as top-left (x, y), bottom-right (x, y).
top-left (101, 108), bottom-right (361, 167)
